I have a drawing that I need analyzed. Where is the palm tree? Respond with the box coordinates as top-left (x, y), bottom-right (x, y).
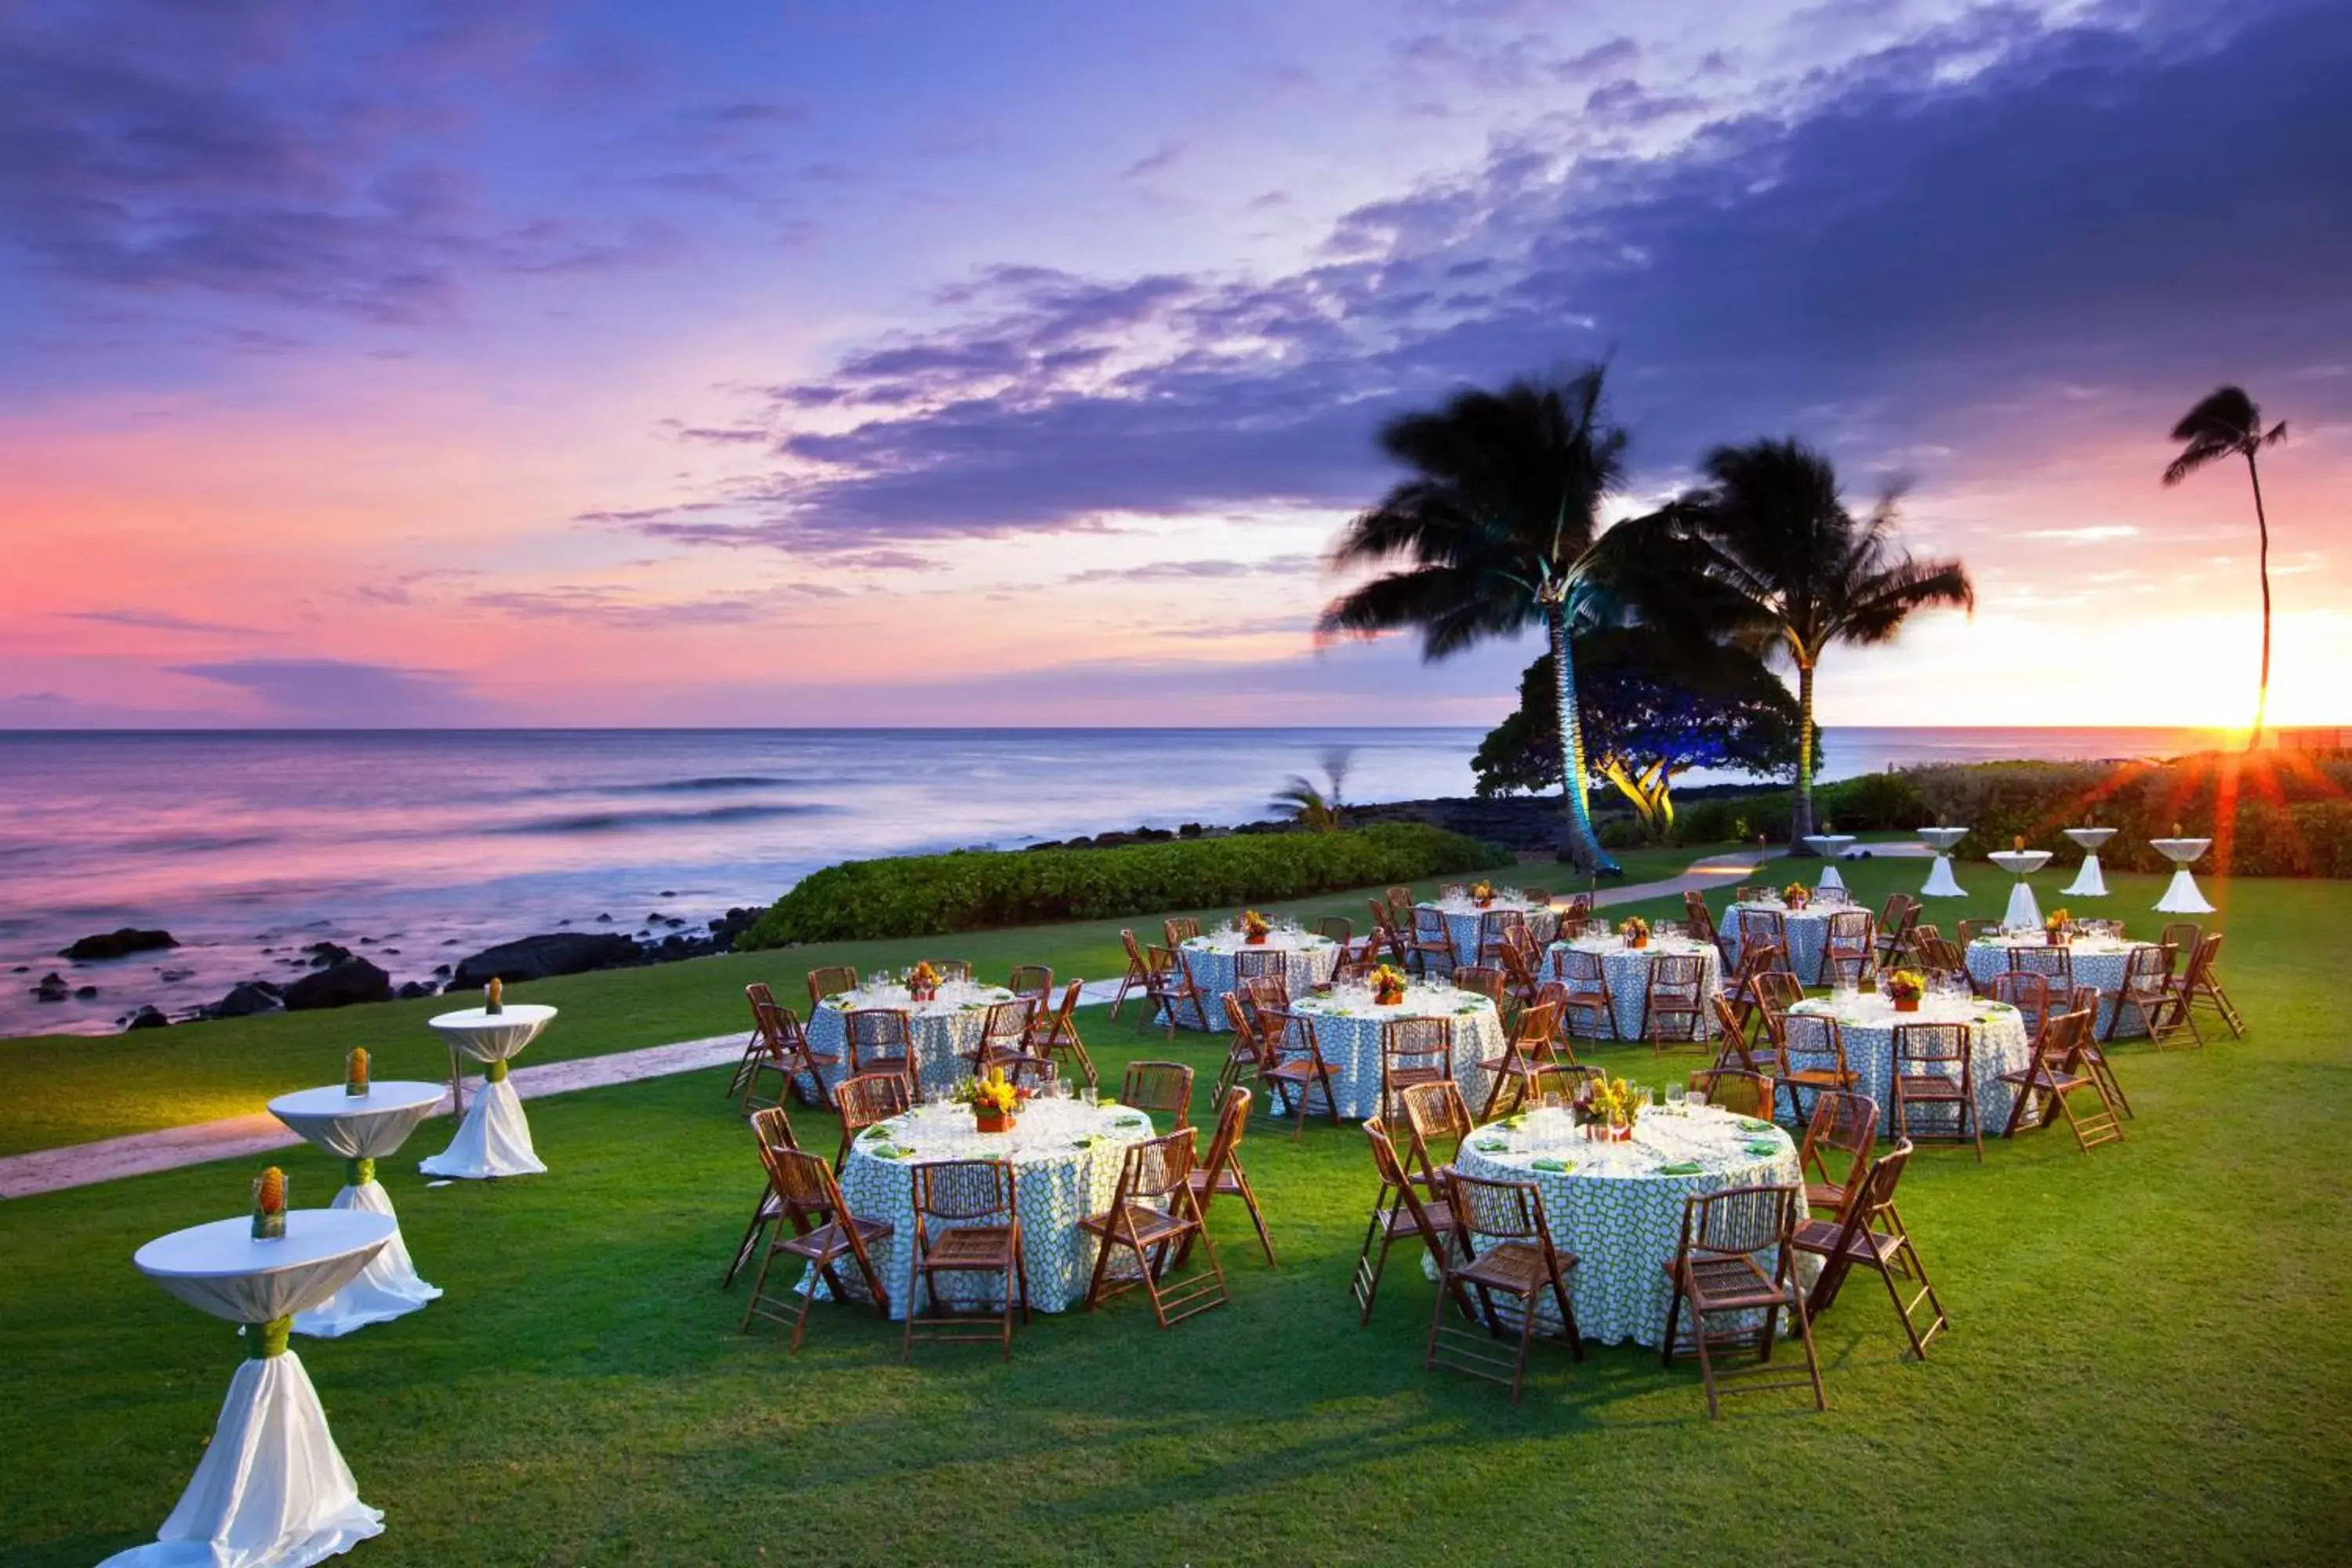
top-left (1626, 438), bottom-right (1973, 849)
top-left (1272, 746), bottom-right (1353, 833)
top-left (2162, 386), bottom-right (2288, 750)
top-left (1316, 367), bottom-right (1627, 873)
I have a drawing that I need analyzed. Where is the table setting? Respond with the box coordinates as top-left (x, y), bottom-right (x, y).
top-left (801, 974), bottom-right (1019, 1099)
top-left (1285, 975), bottom-right (1504, 1119)
top-left (1784, 978), bottom-right (2038, 1134)
top-left (419, 1000), bottom-right (555, 1179)
top-left (1445, 1091), bottom-right (1805, 1346)
top-left (108, 1199), bottom-right (397, 1568)
top-left (1963, 921), bottom-right (2154, 1038)
top-left (1546, 922), bottom-right (1723, 1040)
top-left (1418, 886), bottom-right (1560, 967)
top-left (826, 1090), bottom-right (1160, 1316)
top-left (1176, 916), bottom-right (1341, 1027)
top-left (267, 1057), bottom-right (445, 1336)
top-left (1916, 825), bottom-right (1970, 898)
top-left (1721, 884), bottom-right (1865, 985)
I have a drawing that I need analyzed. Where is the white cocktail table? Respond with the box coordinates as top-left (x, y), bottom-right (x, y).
top-left (420, 1004), bottom-right (555, 1178)
top-left (1802, 834), bottom-right (1857, 891)
top-left (2062, 827), bottom-right (2117, 898)
top-left (1916, 826), bottom-right (1969, 898)
top-left (1986, 849), bottom-right (2053, 930)
top-left (2151, 837), bottom-right (2216, 914)
top-left (268, 1081), bottom-right (446, 1335)
top-left (108, 1210), bottom-right (395, 1568)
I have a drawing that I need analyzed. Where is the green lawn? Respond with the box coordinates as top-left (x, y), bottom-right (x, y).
top-left (2, 854), bottom-right (2347, 1563)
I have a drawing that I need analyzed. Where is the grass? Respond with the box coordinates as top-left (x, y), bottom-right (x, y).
top-left (2, 852), bottom-right (2347, 1563)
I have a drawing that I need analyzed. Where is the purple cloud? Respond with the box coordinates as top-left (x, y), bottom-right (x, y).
top-left (170, 657), bottom-right (494, 723)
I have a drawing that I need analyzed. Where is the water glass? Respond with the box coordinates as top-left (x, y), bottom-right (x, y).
top-left (1080, 1086), bottom-right (1098, 1109)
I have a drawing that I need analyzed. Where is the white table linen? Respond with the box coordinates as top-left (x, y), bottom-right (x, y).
top-left (828, 1098), bottom-right (1158, 1316)
top-left (1963, 935), bottom-right (2154, 1039)
top-left (1545, 937), bottom-right (1722, 1040)
top-left (1418, 897), bottom-right (1560, 967)
top-left (2151, 838), bottom-right (2216, 913)
top-left (110, 1211), bottom-right (395, 1568)
top-left (1802, 835), bottom-right (1857, 891)
top-left (267, 1082), bottom-right (445, 1337)
top-left (2062, 827), bottom-right (2117, 898)
top-left (1784, 993), bottom-right (2036, 1134)
top-left (1283, 985), bottom-right (1503, 1119)
top-left (1720, 898), bottom-right (1864, 986)
top-left (1447, 1104), bottom-right (1805, 1346)
top-left (1986, 851), bottom-right (2053, 930)
top-left (1917, 826), bottom-right (1969, 898)
top-left (1174, 931), bottom-right (1340, 1030)
top-left (419, 1006), bottom-right (554, 1179)
top-left (802, 982), bottom-right (1016, 1098)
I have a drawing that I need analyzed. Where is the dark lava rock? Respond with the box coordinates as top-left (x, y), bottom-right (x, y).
top-left (594, 913), bottom-right (612, 923)
top-left (432, 964), bottom-right (452, 978)
top-left (124, 1005), bottom-right (172, 1030)
top-left (33, 972), bottom-right (70, 1001)
top-left (661, 916), bottom-right (687, 928)
top-left (61, 927), bottom-right (178, 961)
top-left (304, 942), bottom-right (353, 968)
top-left (283, 957), bottom-right (394, 1011)
top-left (206, 982), bottom-right (284, 1018)
top-left (74, 985), bottom-right (98, 1000)
top-left (396, 980), bottom-right (435, 1000)
top-left (158, 967), bottom-right (194, 982)
top-left (449, 932), bottom-right (642, 989)
top-left (659, 889), bottom-right (677, 897)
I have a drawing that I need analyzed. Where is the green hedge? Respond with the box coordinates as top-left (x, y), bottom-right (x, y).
top-left (1599, 771), bottom-right (1929, 848)
top-left (736, 823), bottom-right (1512, 947)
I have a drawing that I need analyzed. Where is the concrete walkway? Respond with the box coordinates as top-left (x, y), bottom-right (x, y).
top-left (2, 841), bottom-right (1909, 1202)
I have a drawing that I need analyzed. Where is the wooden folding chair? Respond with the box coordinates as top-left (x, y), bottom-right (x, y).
top-left (1476, 999), bottom-right (1562, 1120)
top-left (1661, 1184), bottom-right (1824, 1419)
top-left (735, 986), bottom-right (837, 1112)
top-left (1750, 971), bottom-right (1805, 1053)
top-left (1711, 996), bottom-right (1781, 1078)
top-left (1722, 940), bottom-right (1784, 1040)
top-left (843, 1008), bottom-right (916, 1094)
top-left (1428, 1172), bottom-right (1584, 1403)
top-left (1682, 890), bottom-right (1718, 948)
top-left (1316, 915), bottom-right (1353, 947)
top-left (1998, 1006), bottom-right (2122, 1151)
top-left (1079, 1131), bottom-right (1228, 1327)
top-left (1873, 895), bottom-right (1919, 970)
top-left (2109, 943), bottom-right (2191, 1045)
top-left (1891, 1021), bottom-right (1982, 1162)
top-left (1476, 908), bottom-right (1528, 967)
top-left (1028, 980), bottom-right (1095, 1089)
top-left (1796, 1090), bottom-right (1879, 1219)
top-left (1109, 931), bottom-right (1152, 1022)
top-left (1261, 1008), bottom-right (1344, 1140)
top-left (1379, 1015), bottom-right (1454, 1124)
top-left (726, 981), bottom-right (776, 1102)
top-left (1163, 916), bottom-right (1202, 948)
top-left (1685, 1067), bottom-right (1775, 1120)
top-left (739, 1145), bottom-right (893, 1351)
top-left (1989, 971), bottom-right (2053, 1044)
top-left (2158, 922), bottom-right (2202, 975)
top-left (1777, 1013), bottom-right (1858, 1126)
top-left (1406, 906), bottom-right (1456, 975)
top-left (1551, 947), bottom-right (1617, 1042)
top-left (901, 1159), bottom-right (1029, 1362)
top-left (1398, 1080), bottom-right (1475, 1179)
top-left (1214, 994), bottom-right (1268, 1109)
top-left (1182, 1087), bottom-right (1276, 1266)
top-left (964, 996), bottom-right (1037, 1072)
top-left (722, 1105), bottom-right (800, 1289)
top-left (804, 965), bottom-right (858, 1010)
top-left (1957, 920), bottom-right (2002, 946)
top-left (1821, 909), bottom-right (1875, 989)
top-left (1143, 944), bottom-right (1211, 1036)
top-left (2007, 942), bottom-right (2074, 997)
top-left (833, 1072), bottom-right (912, 1170)
top-left (1120, 1058), bottom-right (1195, 1130)
top-left (1738, 909), bottom-right (1791, 976)
top-left (1792, 1139), bottom-right (1947, 1358)
top-left (1642, 953), bottom-right (1708, 1051)
top-left (994, 1052), bottom-right (1059, 1092)
top-left (1354, 1116), bottom-right (1470, 1324)
top-left (2180, 931), bottom-right (2245, 1037)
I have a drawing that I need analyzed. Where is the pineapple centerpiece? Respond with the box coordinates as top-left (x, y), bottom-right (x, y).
top-left (344, 1045), bottom-right (370, 1098)
top-left (251, 1165), bottom-right (288, 1240)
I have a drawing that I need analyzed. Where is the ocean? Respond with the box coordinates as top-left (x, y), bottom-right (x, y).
top-left (0, 726), bottom-right (2229, 1038)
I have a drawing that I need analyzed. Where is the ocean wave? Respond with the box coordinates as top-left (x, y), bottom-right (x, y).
top-left (490, 802), bottom-right (835, 835)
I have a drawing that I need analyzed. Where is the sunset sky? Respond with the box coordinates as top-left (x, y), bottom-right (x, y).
top-left (2, 0), bottom-right (2347, 731)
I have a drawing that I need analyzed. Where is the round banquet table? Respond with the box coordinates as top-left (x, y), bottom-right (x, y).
top-left (801, 982), bottom-right (1016, 1100)
top-left (419, 1004), bottom-right (554, 1179)
top-left (1174, 931), bottom-right (1340, 1029)
top-left (826, 1098), bottom-right (1160, 1316)
top-left (1447, 1102), bottom-right (1806, 1346)
top-left (1545, 935), bottom-right (1723, 1040)
top-left (1963, 935), bottom-right (2154, 1039)
top-left (1783, 993), bottom-right (2038, 1135)
top-left (1419, 896), bottom-right (1560, 968)
top-left (268, 1081), bottom-right (445, 1336)
top-left (1283, 984), bottom-right (1503, 1120)
top-left (1719, 898), bottom-right (1864, 986)
top-left (107, 1210), bottom-right (395, 1568)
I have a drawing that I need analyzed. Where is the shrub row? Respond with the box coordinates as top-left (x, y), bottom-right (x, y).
top-left (736, 823), bottom-right (1512, 947)
top-left (1599, 771), bottom-right (1929, 848)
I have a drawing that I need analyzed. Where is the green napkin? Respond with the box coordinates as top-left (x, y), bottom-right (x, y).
top-left (1530, 1157), bottom-right (1572, 1173)
top-left (1471, 1138), bottom-right (1508, 1152)
top-left (1742, 1142), bottom-right (1780, 1156)
top-left (870, 1144), bottom-right (913, 1160)
top-left (1656, 1160), bottom-right (1705, 1176)
top-left (1096, 1098), bottom-right (1120, 1108)
top-left (1454, 1004), bottom-right (1482, 1014)
top-left (1113, 1114), bottom-right (1149, 1129)
top-left (1501, 1114), bottom-right (1527, 1130)
top-left (1734, 1117), bottom-right (1774, 1134)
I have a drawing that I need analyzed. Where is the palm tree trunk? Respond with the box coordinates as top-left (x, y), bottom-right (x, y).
top-left (1549, 604), bottom-right (1619, 874)
top-left (2246, 452), bottom-right (2272, 750)
top-left (1789, 661), bottom-right (1818, 849)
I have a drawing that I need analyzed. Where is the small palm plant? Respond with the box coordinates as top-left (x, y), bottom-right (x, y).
top-left (2162, 386), bottom-right (2288, 749)
top-left (1272, 747), bottom-right (1352, 833)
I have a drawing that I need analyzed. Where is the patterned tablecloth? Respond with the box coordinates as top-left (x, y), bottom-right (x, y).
top-left (1173, 931), bottom-right (1341, 1030)
top-left (1448, 1104), bottom-right (1805, 1347)
top-left (1783, 993), bottom-right (2037, 1134)
top-left (801, 983), bottom-right (1017, 1100)
top-left (1719, 900), bottom-right (1868, 985)
top-left (1419, 898), bottom-right (1561, 967)
top-left (1964, 935), bottom-right (2155, 1038)
top-left (1283, 985), bottom-right (1503, 1119)
top-left (826, 1098), bottom-right (1159, 1317)
top-left (1545, 937), bottom-right (1723, 1040)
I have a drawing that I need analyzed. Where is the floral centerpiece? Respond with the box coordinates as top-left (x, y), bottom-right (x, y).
top-left (956, 1066), bottom-right (1026, 1133)
top-left (344, 1045), bottom-right (369, 1098)
top-left (251, 1165), bottom-right (288, 1240)
top-left (2043, 909), bottom-right (2071, 946)
top-left (1781, 880), bottom-right (1809, 911)
top-left (1885, 968), bottom-right (1926, 1013)
top-left (1367, 963), bottom-right (1409, 1007)
top-left (1240, 909), bottom-right (1272, 946)
top-left (1619, 915), bottom-right (1651, 950)
top-left (908, 960), bottom-right (943, 1002)
top-left (1584, 1076), bottom-right (1641, 1142)
top-left (1470, 880), bottom-right (1495, 909)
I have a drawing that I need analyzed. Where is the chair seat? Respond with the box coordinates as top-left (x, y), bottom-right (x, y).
top-left (2001, 1064), bottom-right (2090, 1092)
top-left (1895, 1073), bottom-right (1966, 1100)
top-left (1186, 1168), bottom-right (1250, 1199)
top-left (1803, 1179), bottom-right (1849, 1213)
top-left (1080, 1202), bottom-right (1195, 1249)
top-left (916, 1225), bottom-right (1020, 1270)
top-left (1385, 1065), bottom-right (1446, 1089)
top-left (1263, 1059), bottom-right (1326, 1084)
top-left (1661, 1253), bottom-right (1784, 1312)
top-left (784, 1215), bottom-right (894, 1262)
top-left (1784, 1068), bottom-right (1857, 1087)
top-left (1457, 1240), bottom-right (1576, 1295)
top-left (1792, 1218), bottom-right (1906, 1265)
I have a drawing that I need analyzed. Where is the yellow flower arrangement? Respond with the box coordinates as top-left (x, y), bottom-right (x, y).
top-left (1368, 963), bottom-right (1409, 1004)
top-left (910, 960), bottom-right (942, 989)
top-left (1587, 1076), bottom-right (1642, 1134)
top-left (957, 1066), bottom-right (1021, 1121)
top-left (1618, 915), bottom-right (1650, 941)
top-left (1240, 909), bottom-right (1272, 938)
top-left (1884, 968), bottom-right (1926, 1003)
top-left (1780, 880), bottom-right (1809, 904)
top-left (2043, 909), bottom-right (2071, 931)
top-left (1470, 880), bottom-right (1494, 904)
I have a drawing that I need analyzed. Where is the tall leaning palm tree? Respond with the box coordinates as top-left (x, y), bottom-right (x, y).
top-left (2162, 386), bottom-right (2288, 750)
top-left (1630, 438), bottom-right (1973, 849)
top-left (1317, 367), bottom-right (1628, 873)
